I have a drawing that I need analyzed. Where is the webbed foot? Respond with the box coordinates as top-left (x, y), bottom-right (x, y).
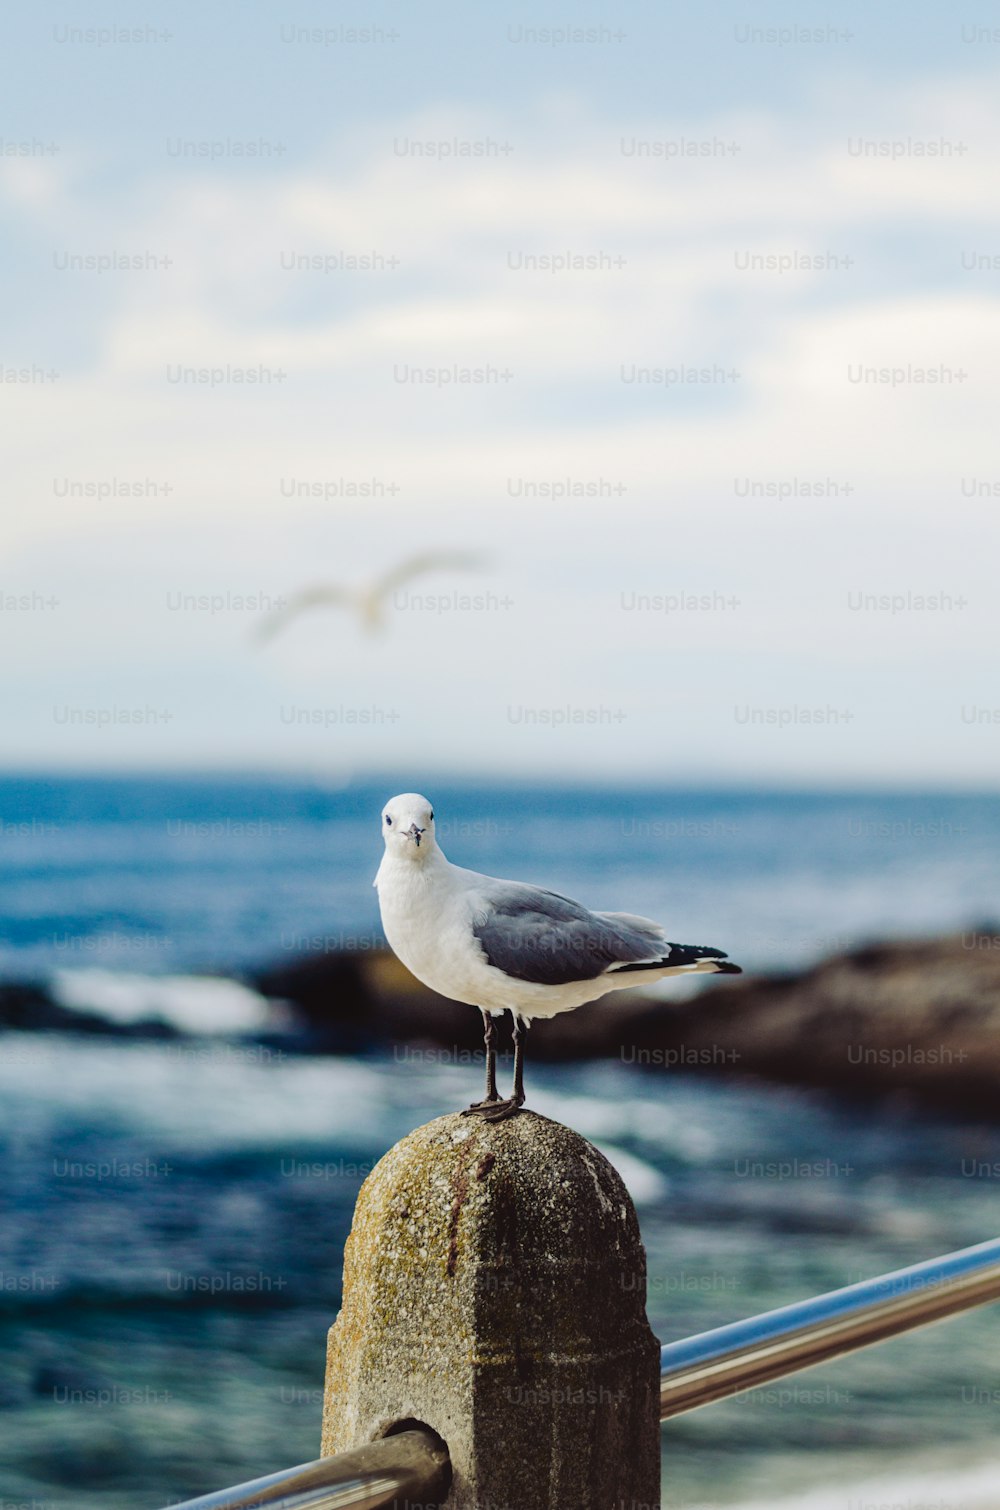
top-left (477, 1094), bottom-right (524, 1123)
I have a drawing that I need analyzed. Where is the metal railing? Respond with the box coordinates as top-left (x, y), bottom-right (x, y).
top-left (157, 1428), bottom-right (450, 1510)
top-left (659, 1233), bottom-right (1000, 1417)
top-left (160, 1234), bottom-right (1000, 1510)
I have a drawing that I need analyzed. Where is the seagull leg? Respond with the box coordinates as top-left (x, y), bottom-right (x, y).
top-left (512, 1017), bottom-right (526, 1104)
top-left (480, 1014), bottom-right (526, 1122)
top-left (461, 1010), bottom-right (502, 1114)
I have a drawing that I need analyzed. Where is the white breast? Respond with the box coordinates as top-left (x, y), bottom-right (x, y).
top-left (376, 854), bottom-right (487, 1004)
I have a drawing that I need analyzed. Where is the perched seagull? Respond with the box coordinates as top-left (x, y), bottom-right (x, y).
top-left (252, 552), bottom-right (485, 642)
top-left (375, 793), bottom-right (742, 1122)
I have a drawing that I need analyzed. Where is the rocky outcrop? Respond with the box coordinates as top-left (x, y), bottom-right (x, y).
top-left (257, 931), bottom-right (1000, 1111)
top-left (8, 931), bottom-right (997, 1113)
top-left (624, 931), bottom-right (1000, 1111)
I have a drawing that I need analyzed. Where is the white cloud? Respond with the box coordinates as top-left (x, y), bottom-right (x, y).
top-left (5, 80), bottom-right (1000, 776)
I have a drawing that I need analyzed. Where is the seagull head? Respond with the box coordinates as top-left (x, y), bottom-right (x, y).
top-left (381, 793), bottom-right (438, 858)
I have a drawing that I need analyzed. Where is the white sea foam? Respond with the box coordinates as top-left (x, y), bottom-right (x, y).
top-left (594, 1142), bottom-right (669, 1205)
top-left (528, 1078), bottom-right (723, 1164)
top-left (704, 1451), bottom-right (1000, 1510)
top-left (0, 1034), bottom-right (391, 1151)
top-left (50, 968), bottom-right (278, 1034)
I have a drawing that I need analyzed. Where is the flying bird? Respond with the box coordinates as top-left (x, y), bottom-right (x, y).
top-left (374, 793), bottom-right (742, 1121)
top-left (253, 552), bottom-right (486, 643)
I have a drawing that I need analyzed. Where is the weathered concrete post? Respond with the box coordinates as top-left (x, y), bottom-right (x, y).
top-left (322, 1110), bottom-right (661, 1509)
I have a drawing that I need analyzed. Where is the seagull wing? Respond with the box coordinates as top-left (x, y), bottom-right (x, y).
top-left (252, 584), bottom-right (352, 644)
top-left (470, 885), bottom-right (737, 987)
top-left (469, 883), bottom-right (669, 987)
top-left (371, 551), bottom-right (487, 600)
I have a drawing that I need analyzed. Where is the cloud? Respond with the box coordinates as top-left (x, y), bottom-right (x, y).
top-left (5, 79), bottom-right (1000, 775)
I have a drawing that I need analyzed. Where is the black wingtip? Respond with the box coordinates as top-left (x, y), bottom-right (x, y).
top-left (713, 961), bottom-right (743, 974)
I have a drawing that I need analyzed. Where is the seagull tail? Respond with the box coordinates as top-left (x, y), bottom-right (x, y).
top-left (612, 942), bottom-right (742, 977)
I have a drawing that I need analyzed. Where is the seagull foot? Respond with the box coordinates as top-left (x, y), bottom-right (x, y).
top-left (478, 1095), bottom-right (524, 1123)
top-left (461, 1097), bottom-right (503, 1116)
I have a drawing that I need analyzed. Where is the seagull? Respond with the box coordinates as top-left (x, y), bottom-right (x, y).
top-left (374, 793), bottom-right (742, 1121)
top-left (252, 552), bottom-right (486, 642)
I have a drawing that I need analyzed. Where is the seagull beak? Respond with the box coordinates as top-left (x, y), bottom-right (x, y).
top-left (405, 823), bottom-right (425, 847)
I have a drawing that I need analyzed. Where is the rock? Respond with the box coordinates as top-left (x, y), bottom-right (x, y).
top-left (250, 947), bottom-right (671, 1059)
top-left (322, 1111), bottom-right (661, 1509)
top-left (232, 930), bottom-right (1000, 1113)
top-left (625, 932), bottom-right (1000, 1112)
top-left (252, 950), bottom-right (376, 1052)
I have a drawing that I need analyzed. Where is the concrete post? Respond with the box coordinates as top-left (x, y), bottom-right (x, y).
top-left (322, 1110), bottom-right (661, 1510)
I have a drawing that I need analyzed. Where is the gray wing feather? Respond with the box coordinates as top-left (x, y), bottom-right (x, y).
top-left (471, 885), bottom-right (669, 987)
top-left (596, 911), bottom-right (669, 954)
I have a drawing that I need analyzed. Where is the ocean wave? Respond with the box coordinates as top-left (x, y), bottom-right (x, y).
top-left (50, 968), bottom-right (281, 1035)
top-left (594, 1141), bottom-right (670, 1205)
top-left (711, 1451), bottom-right (1000, 1510)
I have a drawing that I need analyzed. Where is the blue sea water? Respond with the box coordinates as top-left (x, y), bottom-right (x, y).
top-left (3, 776), bottom-right (1000, 1509)
top-left (2, 774), bottom-right (999, 980)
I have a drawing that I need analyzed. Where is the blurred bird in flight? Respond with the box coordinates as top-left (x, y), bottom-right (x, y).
top-left (252, 552), bottom-right (486, 642)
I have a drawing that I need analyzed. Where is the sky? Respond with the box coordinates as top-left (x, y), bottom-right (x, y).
top-left (3, 0), bottom-right (1000, 785)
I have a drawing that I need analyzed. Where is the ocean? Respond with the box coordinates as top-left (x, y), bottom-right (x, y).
top-left (3, 775), bottom-right (1000, 1509)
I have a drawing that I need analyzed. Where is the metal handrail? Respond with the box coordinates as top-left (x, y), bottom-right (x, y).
top-left (659, 1233), bottom-right (1000, 1417)
top-left (160, 1236), bottom-right (1000, 1509)
top-left (157, 1427), bottom-right (450, 1510)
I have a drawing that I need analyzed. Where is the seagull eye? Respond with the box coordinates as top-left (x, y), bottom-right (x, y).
top-left (385, 815), bottom-right (392, 826)
top-left (429, 811), bottom-right (434, 821)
